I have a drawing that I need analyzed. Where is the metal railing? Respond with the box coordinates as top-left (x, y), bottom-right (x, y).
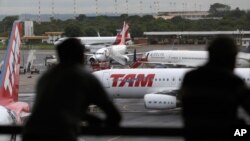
top-left (0, 125), bottom-right (183, 137)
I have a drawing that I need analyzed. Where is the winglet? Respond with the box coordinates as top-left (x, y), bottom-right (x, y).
top-left (0, 21), bottom-right (22, 106)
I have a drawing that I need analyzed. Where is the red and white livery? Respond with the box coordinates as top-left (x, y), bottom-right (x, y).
top-left (93, 68), bottom-right (250, 110)
top-left (0, 21), bottom-right (30, 127)
top-left (54, 22), bottom-right (131, 51)
top-left (88, 22), bottom-right (131, 65)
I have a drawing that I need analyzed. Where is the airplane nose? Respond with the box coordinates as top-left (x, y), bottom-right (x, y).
top-left (54, 41), bottom-right (61, 46)
top-left (95, 54), bottom-right (106, 61)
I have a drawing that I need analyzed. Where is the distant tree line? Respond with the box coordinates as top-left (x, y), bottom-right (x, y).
top-left (0, 3), bottom-right (250, 38)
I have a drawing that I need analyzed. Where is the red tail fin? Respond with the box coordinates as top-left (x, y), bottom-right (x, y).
top-left (0, 21), bottom-right (22, 106)
top-left (119, 21), bottom-right (129, 45)
top-left (115, 21), bottom-right (130, 45)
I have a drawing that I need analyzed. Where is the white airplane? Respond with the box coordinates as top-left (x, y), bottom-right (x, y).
top-left (93, 68), bottom-right (250, 110)
top-left (140, 49), bottom-right (250, 68)
top-left (0, 21), bottom-right (30, 140)
top-left (54, 23), bottom-right (131, 51)
top-left (87, 22), bottom-right (130, 65)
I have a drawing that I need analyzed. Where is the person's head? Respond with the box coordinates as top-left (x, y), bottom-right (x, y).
top-left (207, 36), bottom-right (238, 71)
top-left (56, 38), bottom-right (85, 65)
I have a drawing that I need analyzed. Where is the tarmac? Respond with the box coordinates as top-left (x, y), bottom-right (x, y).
top-left (6, 44), bottom-right (186, 141)
top-left (2, 44), bottom-right (249, 141)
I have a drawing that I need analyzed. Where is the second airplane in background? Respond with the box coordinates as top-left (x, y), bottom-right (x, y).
top-left (138, 48), bottom-right (250, 68)
top-left (54, 22), bottom-right (131, 52)
top-left (87, 22), bottom-right (131, 65)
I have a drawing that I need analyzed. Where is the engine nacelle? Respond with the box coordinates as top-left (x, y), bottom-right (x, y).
top-left (88, 56), bottom-right (97, 63)
top-left (122, 55), bottom-right (130, 63)
top-left (144, 94), bottom-right (176, 109)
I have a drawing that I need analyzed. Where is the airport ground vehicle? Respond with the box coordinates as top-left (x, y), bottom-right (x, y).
top-left (30, 65), bottom-right (40, 74)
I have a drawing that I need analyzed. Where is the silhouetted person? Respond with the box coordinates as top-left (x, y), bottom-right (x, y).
top-left (22, 38), bottom-right (121, 141)
top-left (179, 36), bottom-right (250, 141)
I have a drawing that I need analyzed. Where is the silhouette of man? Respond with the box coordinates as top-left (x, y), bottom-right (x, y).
top-left (179, 36), bottom-right (250, 141)
top-left (22, 38), bottom-right (121, 141)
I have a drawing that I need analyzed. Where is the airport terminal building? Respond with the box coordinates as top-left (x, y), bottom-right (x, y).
top-left (144, 31), bottom-right (250, 47)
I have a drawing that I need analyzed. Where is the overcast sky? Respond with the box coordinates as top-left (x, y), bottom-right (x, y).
top-left (0, 0), bottom-right (250, 15)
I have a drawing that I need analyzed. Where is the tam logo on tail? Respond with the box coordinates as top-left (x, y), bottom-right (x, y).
top-left (0, 21), bottom-right (22, 105)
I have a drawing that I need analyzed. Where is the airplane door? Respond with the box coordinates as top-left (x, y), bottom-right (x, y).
top-left (102, 72), bottom-right (110, 88)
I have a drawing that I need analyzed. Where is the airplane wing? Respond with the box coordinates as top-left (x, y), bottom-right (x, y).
top-left (155, 89), bottom-right (179, 96)
top-left (238, 52), bottom-right (250, 62)
top-left (84, 53), bottom-right (94, 56)
top-left (109, 52), bottom-right (127, 65)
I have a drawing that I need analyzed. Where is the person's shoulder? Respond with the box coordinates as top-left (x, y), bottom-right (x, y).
top-left (74, 66), bottom-right (98, 80)
top-left (184, 67), bottom-right (203, 78)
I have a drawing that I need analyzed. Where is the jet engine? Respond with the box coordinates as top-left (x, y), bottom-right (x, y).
top-left (88, 56), bottom-right (97, 64)
top-left (144, 94), bottom-right (176, 109)
top-left (122, 55), bottom-right (130, 63)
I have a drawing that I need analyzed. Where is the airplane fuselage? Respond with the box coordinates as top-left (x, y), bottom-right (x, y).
top-left (142, 50), bottom-right (250, 67)
top-left (78, 37), bottom-right (116, 46)
top-left (54, 37), bottom-right (117, 48)
top-left (93, 68), bottom-right (250, 98)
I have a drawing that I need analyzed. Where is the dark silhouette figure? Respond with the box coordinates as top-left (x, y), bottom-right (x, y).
top-left (179, 36), bottom-right (250, 141)
top-left (22, 38), bottom-right (121, 141)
